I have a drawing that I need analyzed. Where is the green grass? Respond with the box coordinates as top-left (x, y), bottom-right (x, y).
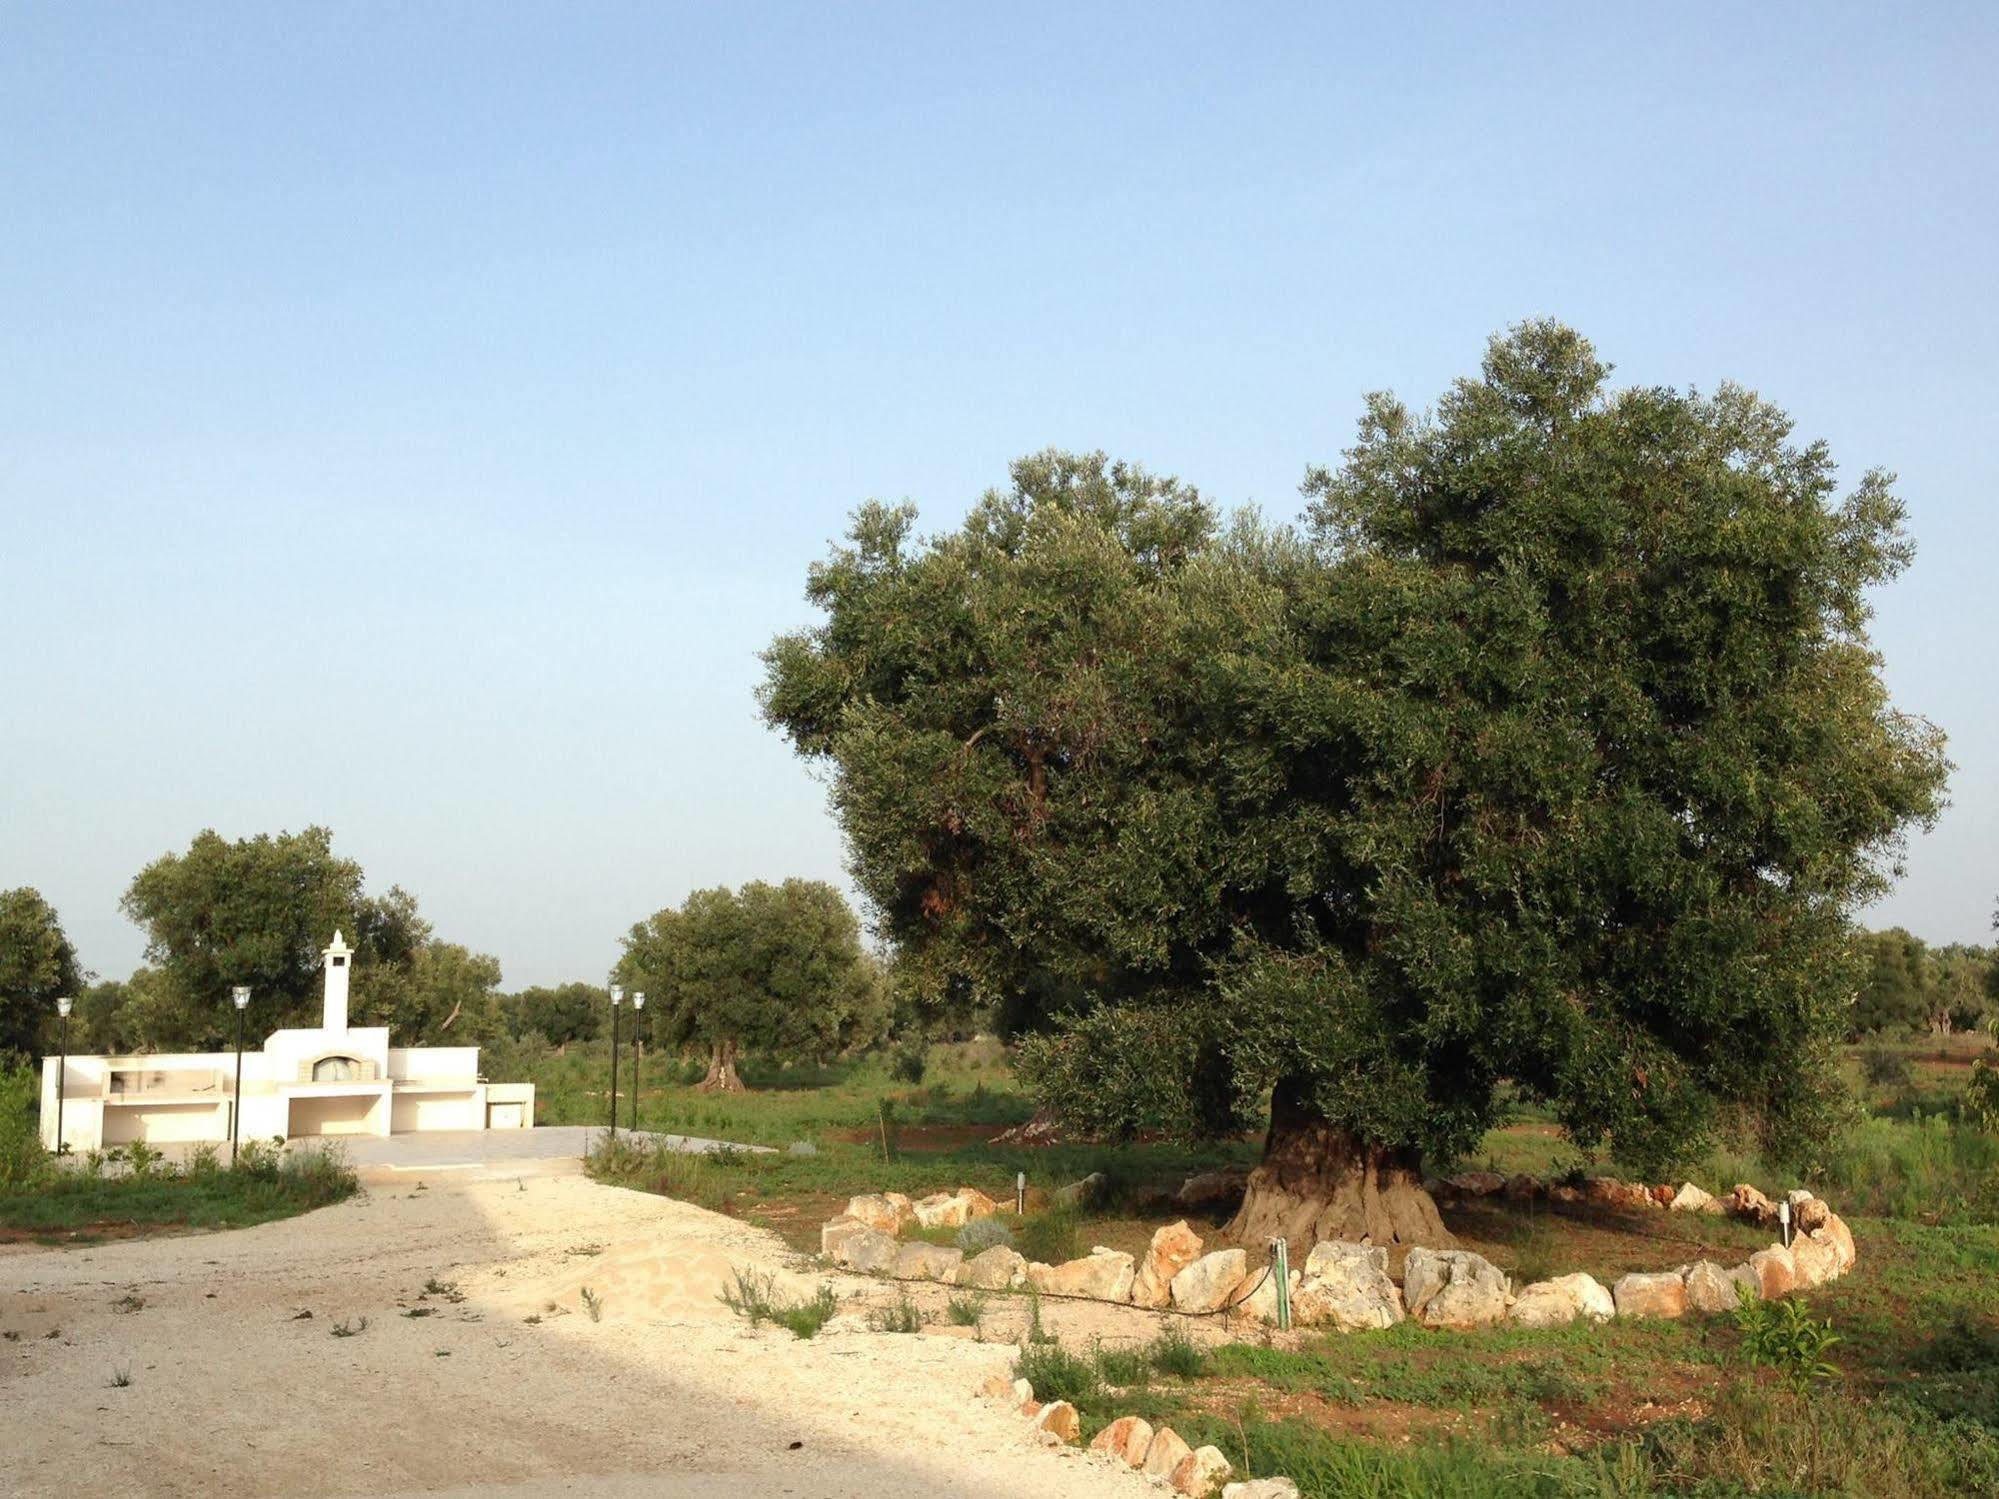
top-left (0, 1141), bottom-right (358, 1238)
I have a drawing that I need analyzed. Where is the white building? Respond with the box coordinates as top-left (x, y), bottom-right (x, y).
top-left (40, 932), bottom-right (535, 1152)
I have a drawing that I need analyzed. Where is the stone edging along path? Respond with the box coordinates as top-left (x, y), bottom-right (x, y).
top-left (815, 1175), bottom-right (1859, 1497)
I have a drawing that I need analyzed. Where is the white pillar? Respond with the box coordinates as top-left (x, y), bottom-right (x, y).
top-left (322, 930), bottom-right (352, 1033)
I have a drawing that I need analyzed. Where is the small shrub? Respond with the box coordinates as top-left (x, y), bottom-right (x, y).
top-left (865, 1290), bottom-right (925, 1334)
top-left (1014, 1206), bottom-right (1082, 1266)
top-left (1091, 1339), bottom-right (1150, 1387)
top-left (1861, 1044), bottom-right (1914, 1091)
top-left (719, 1268), bottom-right (840, 1339)
top-left (1014, 1339), bottom-right (1101, 1405)
top-left (946, 1291), bottom-right (987, 1327)
top-left (1966, 1060), bottom-right (1999, 1135)
top-left (889, 1044), bottom-right (928, 1085)
top-left (957, 1217), bottom-right (1016, 1254)
top-left (1147, 1324), bottom-right (1209, 1379)
top-left (108, 1367), bottom-right (132, 1388)
top-left (1734, 1287), bottom-right (1841, 1393)
top-left (186, 1142), bottom-right (222, 1178)
top-left (126, 1140), bottom-right (162, 1179)
top-left (580, 1287), bottom-right (604, 1323)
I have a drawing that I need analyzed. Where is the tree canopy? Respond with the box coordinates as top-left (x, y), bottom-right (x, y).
top-left (118, 826), bottom-right (490, 1048)
top-left (0, 888), bottom-right (83, 1062)
top-left (762, 322), bottom-right (1950, 1243)
top-left (613, 879), bottom-right (885, 1092)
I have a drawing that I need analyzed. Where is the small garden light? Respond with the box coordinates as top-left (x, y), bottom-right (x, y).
top-left (607, 985), bottom-right (624, 1140)
top-left (630, 992), bottom-right (646, 1132)
top-left (231, 986), bottom-right (251, 1164)
top-left (54, 996), bottom-right (74, 1155)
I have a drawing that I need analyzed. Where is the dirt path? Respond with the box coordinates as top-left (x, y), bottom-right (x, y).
top-left (0, 1164), bottom-right (1155, 1499)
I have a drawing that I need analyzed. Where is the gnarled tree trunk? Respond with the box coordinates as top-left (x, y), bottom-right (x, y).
top-left (1224, 1078), bottom-right (1452, 1248)
top-left (695, 1037), bottom-right (747, 1094)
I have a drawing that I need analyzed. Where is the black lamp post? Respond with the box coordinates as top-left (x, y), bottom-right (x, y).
top-left (230, 986), bottom-right (251, 1165)
top-left (630, 991), bottom-right (646, 1133)
top-left (54, 996), bottom-right (73, 1156)
top-left (607, 985), bottom-right (622, 1140)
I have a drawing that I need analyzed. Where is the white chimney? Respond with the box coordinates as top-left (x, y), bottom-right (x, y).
top-left (322, 930), bottom-right (352, 1033)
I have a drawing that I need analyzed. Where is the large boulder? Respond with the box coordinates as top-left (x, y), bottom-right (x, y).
top-left (1668, 1183), bottom-right (1715, 1214)
top-left (1729, 1184), bottom-right (1778, 1227)
top-left (1747, 1245), bottom-right (1797, 1298)
top-left (1790, 1231), bottom-right (1841, 1288)
top-left (1612, 1271), bottom-right (1687, 1319)
top-left (1142, 1427), bottom-right (1195, 1480)
top-left (821, 1215), bottom-right (870, 1259)
top-left (1295, 1241), bottom-right (1404, 1332)
top-left (913, 1193), bottom-right (973, 1229)
top-left (1444, 1170), bottom-right (1506, 1198)
top-left (955, 1245), bottom-right (1029, 1290)
top-left (1682, 1260), bottom-right (1753, 1314)
top-left (1176, 1167), bottom-right (1249, 1210)
top-left (891, 1242), bottom-right (963, 1282)
top-left (1133, 1221), bottom-right (1206, 1309)
top-left (1171, 1249), bottom-right (1249, 1314)
top-left (1170, 1444), bottom-right (1233, 1497)
top-left (1028, 1247), bottom-right (1135, 1302)
top-left (1509, 1272), bottom-right (1614, 1328)
top-left (1820, 1213), bottom-right (1856, 1273)
top-left (1584, 1177), bottom-right (1655, 1211)
top-left (831, 1224), bottom-right (900, 1274)
top-left (1402, 1247), bottom-right (1510, 1330)
top-left (1088, 1415), bottom-right (1155, 1466)
top-left (1033, 1400), bottom-right (1080, 1444)
top-left (1053, 1172), bottom-right (1109, 1209)
top-left (845, 1192), bottom-right (914, 1235)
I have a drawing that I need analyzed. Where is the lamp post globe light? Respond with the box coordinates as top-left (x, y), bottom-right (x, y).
top-left (607, 985), bottom-right (623, 1141)
top-left (230, 986), bottom-right (251, 1165)
top-left (630, 992), bottom-right (646, 1133)
top-left (54, 996), bottom-right (73, 1156)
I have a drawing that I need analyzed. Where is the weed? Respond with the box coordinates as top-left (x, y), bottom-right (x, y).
top-left (1146, 1324), bottom-right (1209, 1379)
top-left (524, 1313), bottom-right (542, 1325)
top-left (865, 1290), bottom-right (925, 1334)
top-left (1014, 1339), bottom-right (1102, 1405)
top-left (108, 1367), bottom-right (132, 1388)
top-left (720, 1269), bottom-right (841, 1338)
top-left (1024, 1285), bottom-right (1056, 1345)
top-left (330, 1317), bottom-right (367, 1337)
top-left (580, 1287), bottom-right (603, 1323)
top-left (946, 1291), bottom-right (987, 1327)
top-left (422, 1278), bottom-right (465, 1303)
top-left (1014, 1206), bottom-right (1082, 1266)
top-left (403, 1307), bottom-right (435, 1318)
top-left (112, 1293), bottom-right (145, 1314)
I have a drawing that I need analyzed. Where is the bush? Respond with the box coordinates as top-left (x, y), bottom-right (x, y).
top-left (1014, 1339), bottom-right (1102, 1406)
top-left (1734, 1289), bottom-right (1842, 1394)
top-left (1014, 1205), bottom-right (1081, 1265)
top-left (1966, 1060), bottom-right (1999, 1135)
top-left (1861, 1044), bottom-right (1914, 1091)
top-left (719, 1268), bottom-right (840, 1339)
top-left (888, 1044), bottom-right (927, 1085)
top-left (0, 1065), bottom-right (50, 1190)
top-left (957, 1216), bottom-right (1016, 1254)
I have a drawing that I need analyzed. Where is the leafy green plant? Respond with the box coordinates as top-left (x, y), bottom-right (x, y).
top-left (1147, 1324), bottom-right (1209, 1379)
top-left (1014, 1339), bottom-right (1101, 1405)
top-left (719, 1267), bottom-right (841, 1339)
top-left (1965, 1060), bottom-right (1999, 1135)
top-left (1735, 1287), bottom-right (1841, 1392)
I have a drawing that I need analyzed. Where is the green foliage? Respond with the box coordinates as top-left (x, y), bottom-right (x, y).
top-left (763, 326), bottom-right (1949, 1180)
top-left (1967, 1060), bottom-right (1999, 1134)
top-left (614, 879), bottom-right (887, 1086)
top-left (501, 982), bottom-right (605, 1046)
top-left (944, 1291), bottom-right (986, 1327)
top-left (1734, 1288), bottom-right (1842, 1393)
top-left (1014, 1339), bottom-right (1102, 1405)
top-left (718, 1267), bottom-right (840, 1338)
top-left (0, 887), bottom-right (82, 1063)
top-left (0, 1063), bottom-right (48, 1189)
top-left (1146, 1324), bottom-right (1209, 1379)
top-left (1861, 1042), bottom-right (1915, 1090)
top-left (1854, 929), bottom-right (1994, 1038)
top-left (0, 1141), bottom-right (356, 1236)
top-left (1013, 1205), bottom-right (1081, 1266)
top-left (117, 827), bottom-right (435, 1048)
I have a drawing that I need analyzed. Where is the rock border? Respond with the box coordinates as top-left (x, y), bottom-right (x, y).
top-left (820, 1176), bottom-right (1859, 1333)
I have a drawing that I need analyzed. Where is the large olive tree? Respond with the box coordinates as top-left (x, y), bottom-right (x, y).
top-left (761, 324), bottom-right (1948, 1246)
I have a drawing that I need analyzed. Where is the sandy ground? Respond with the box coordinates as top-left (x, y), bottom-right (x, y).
top-left (0, 1160), bottom-right (1173, 1499)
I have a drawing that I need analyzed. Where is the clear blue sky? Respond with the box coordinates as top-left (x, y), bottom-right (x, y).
top-left (3, 5), bottom-right (1993, 987)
